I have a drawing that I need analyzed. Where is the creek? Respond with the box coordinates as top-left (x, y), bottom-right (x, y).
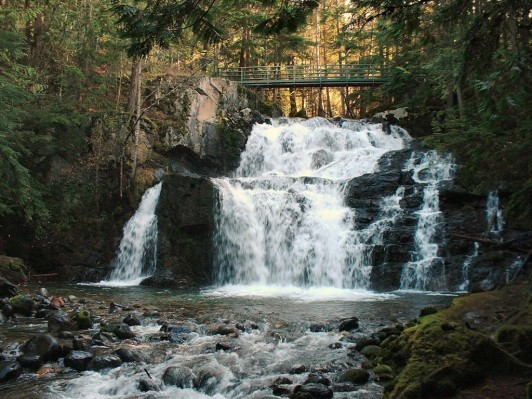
top-left (0, 284), bottom-right (455, 399)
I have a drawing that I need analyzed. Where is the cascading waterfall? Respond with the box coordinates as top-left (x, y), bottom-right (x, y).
top-left (213, 117), bottom-right (411, 290)
top-left (458, 242), bottom-right (479, 292)
top-left (101, 182), bottom-right (162, 286)
top-left (399, 151), bottom-right (455, 291)
top-left (486, 190), bottom-right (504, 235)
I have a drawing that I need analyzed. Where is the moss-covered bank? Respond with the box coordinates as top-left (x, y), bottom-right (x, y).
top-left (378, 285), bottom-right (532, 399)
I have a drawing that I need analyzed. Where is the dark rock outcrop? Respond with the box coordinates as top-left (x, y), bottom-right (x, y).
top-left (148, 173), bottom-right (216, 287)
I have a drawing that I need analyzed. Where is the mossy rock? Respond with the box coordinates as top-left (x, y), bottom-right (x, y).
top-left (0, 256), bottom-right (28, 283)
top-left (360, 345), bottom-right (383, 358)
top-left (374, 364), bottom-right (393, 375)
top-left (72, 310), bottom-right (93, 330)
top-left (379, 286), bottom-right (532, 399)
top-left (496, 325), bottom-right (532, 362)
top-left (340, 368), bottom-right (370, 384)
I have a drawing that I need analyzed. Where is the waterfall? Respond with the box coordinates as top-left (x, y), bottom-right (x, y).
top-left (486, 190), bottom-right (504, 235)
top-left (213, 117), bottom-right (410, 290)
top-left (458, 242), bottom-right (479, 292)
top-left (399, 151), bottom-right (455, 291)
top-left (102, 182), bottom-right (162, 286)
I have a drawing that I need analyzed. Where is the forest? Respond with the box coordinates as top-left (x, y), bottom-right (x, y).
top-left (0, 0), bottom-right (531, 266)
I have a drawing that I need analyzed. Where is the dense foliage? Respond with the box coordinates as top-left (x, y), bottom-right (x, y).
top-left (0, 0), bottom-right (530, 264)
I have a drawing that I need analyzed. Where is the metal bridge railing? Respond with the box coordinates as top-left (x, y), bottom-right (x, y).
top-left (216, 64), bottom-right (390, 87)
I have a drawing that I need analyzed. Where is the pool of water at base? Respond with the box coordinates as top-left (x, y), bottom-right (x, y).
top-left (0, 284), bottom-right (457, 399)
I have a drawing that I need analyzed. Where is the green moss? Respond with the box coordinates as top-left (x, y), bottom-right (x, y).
top-left (379, 286), bottom-right (532, 399)
top-left (9, 294), bottom-right (26, 305)
top-left (340, 368), bottom-right (370, 384)
top-left (374, 364), bottom-right (393, 375)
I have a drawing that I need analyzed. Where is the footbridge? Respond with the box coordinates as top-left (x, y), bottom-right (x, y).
top-left (216, 64), bottom-right (389, 88)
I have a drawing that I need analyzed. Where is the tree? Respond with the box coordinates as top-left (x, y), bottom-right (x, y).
top-left (0, 27), bottom-right (47, 222)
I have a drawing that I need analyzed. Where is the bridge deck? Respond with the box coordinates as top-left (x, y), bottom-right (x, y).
top-left (217, 64), bottom-right (389, 88)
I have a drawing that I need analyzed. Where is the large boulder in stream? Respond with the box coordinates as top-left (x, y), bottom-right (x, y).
top-left (146, 173), bottom-right (216, 288)
top-left (21, 334), bottom-right (63, 363)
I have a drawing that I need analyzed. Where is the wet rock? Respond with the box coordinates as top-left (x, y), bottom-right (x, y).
top-left (194, 368), bottom-right (220, 394)
top-left (115, 348), bottom-right (143, 363)
top-left (16, 354), bottom-right (43, 370)
top-left (360, 345), bottom-right (383, 358)
top-left (328, 342), bottom-right (342, 349)
top-left (142, 310), bottom-right (160, 318)
top-left (138, 378), bottom-right (163, 392)
top-left (304, 374), bottom-right (331, 386)
top-left (339, 368), bottom-right (370, 384)
top-left (89, 354), bottom-right (122, 371)
top-left (39, 288), bottom-right (49, 298)
top-left (51, 297), bottom-right (65, 308)
top-left (64, 350), bottom-right (94, 371)
top-left (209, 324), bottom-right (239, 337)
top-left (73, 336), bottom-right (92, 351)
top-left (58, 331), bottom-right (74, 339)
top-left (0, 278), bottom-right (18, 298)
top-left (101, 323), bottom-right (136, 340)
top-left (289, 364), bottom-right (307, 374)
top-left (215, 342), bottom-right (232, 351)
top-left (332, 382), bottom-right (357, 392)
top-left (272, 384), bottom-right (292, 396)
top-left (309, 322), bottom-right (333, 332)
top-left (339, 317), bottom-right (359, 332)
top-left (2, 303), bottom-right (14, 318)
top-left (10, 295), bottom-right (34, 317)
top-left (273, 376), bottom-right (293, 385)
top-left (48, 312), bottom-right (77, 333)
top-left (0, 361), bottom-right (22, 383)
top-left (91, 331), bottom-right (119, 346)
top-left (123, 313), bottom-right (142, 326)
top-left (162, 366), bottom-right (194, 388)
top-left (22, 334), bottom-right (62, 362)
top-left (291, 383), bottom-right (333, 399)
top-left (72, 310), bottom-right (93, 330)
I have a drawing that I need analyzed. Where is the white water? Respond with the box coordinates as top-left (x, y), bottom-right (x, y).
top-left (95, 182), bottom-right (162, 286)
top-left (213, 117), bottom-right (410, 290)
top-left (458, 242), bottom-right (479, 292)
top-left (399, 151), bottom-right (455, 291)
top-left (486, 190), bottom-right (504, 235)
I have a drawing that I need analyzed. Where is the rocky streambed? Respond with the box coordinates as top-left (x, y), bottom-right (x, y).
top-left (0, 281), bottom-right (463, 399)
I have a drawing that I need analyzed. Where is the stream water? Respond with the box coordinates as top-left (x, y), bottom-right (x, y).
top-left (0, 284), bottom-right (455, 399)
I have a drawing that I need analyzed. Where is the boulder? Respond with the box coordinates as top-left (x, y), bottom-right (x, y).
top-left (123, 313), bottom-right (142, 326)
top-left (48, 312), bottom-right (77, 333)
top-left (291, 383), bottom-right (333, 399)
top-left (22, 333), bottom-right (62, 362)
top-left (339, 368), bottom-right (370, 384)
top-left (138, 378), bottom-right (163, 392)
top-left (89, 354), bottom-right (122, 371)
top-left (100, 323), bottom-right (136, 340)
top-left (91, 331), bottom-right (120, 346)
top-left (162, 366), bottom-right (194, 388)
top-left (0, 361), bottom-right (22, 383)
top-left (10, 295), bottom-right (34, 317)
top-left (72, 310), bottom-right (93, 330)
top-left (64, 351), bottom-right (94, 371)
top-left (115, 348), bottom-right (143, 363)
top-left (16, 354), bottom-right (43, 370)
top-left (339, 317), bottom-right (359, 332)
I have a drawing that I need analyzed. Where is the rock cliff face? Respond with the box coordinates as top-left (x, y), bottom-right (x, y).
top-left (142, 174), bottom-right (215, 288)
